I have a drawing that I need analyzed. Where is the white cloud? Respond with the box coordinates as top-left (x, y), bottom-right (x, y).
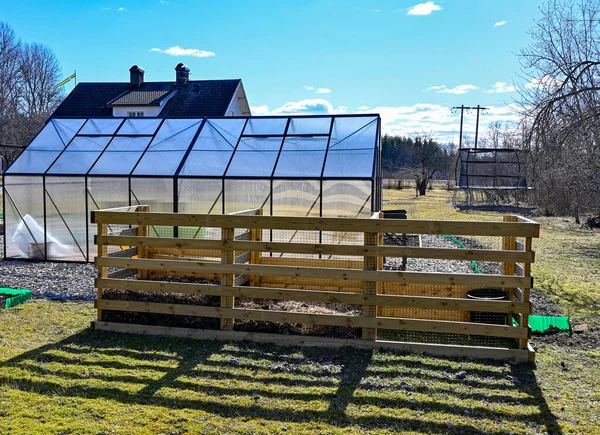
top-left (118, 7), bottom-right (126, 12)
top-left (250, 105), bottom-right (270, 116)
top-left (357, 105), bottom-right (370, 110)
top-left (304, 85), bottom-right (332, 94)
top-left (373, 9), bottom-right (381, 12)
top-left (525, 75), bottom-right (563, 90)
top-left (485, 81), bottom-right (517, 94)
top-left (494, 20), bottom-right (508, 27)
top-left (407, 2), bottom-right (442, 16)
top-left (425, 84), bottom-right (478, 95)
top-left (150, 46), bottom-right (216, 58)
top-left (160, 0), bottom-right (170, 3)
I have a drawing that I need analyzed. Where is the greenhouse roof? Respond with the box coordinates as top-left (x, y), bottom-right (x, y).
top-left (6, 115), bottom-right (380, 179)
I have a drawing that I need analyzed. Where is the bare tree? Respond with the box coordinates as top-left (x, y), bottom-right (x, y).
top-left (0, 22), bottom-right (64, 166)
top-left (518, 0), bottom-right (600, 217)
top-left (0, 22), bottom-right (21, 146)
top-left (404, 133), bottom-right (446, 196)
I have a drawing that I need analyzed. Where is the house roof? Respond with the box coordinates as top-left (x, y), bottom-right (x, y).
top-left (51, 79), bottom-right (242, 117)
top-left (108, 83), bottom-right (174, 107)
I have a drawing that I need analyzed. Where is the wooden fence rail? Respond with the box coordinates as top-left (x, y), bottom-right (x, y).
top-left (92, 207), bottom-right (539, 362)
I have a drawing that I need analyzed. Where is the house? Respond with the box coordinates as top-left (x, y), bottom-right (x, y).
top-left (51, 63), bottom-right (251, 118)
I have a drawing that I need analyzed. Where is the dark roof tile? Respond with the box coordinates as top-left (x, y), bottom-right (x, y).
top-left (51, 79), bottom-right (241, 118)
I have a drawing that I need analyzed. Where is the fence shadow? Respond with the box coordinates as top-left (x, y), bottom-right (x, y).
top-left (0, 330), bottom-right (562, 434)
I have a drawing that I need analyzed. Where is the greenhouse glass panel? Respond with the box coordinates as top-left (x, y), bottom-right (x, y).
top-left (45, 177), bottom-right (87, 261)
top-left (3, 177), bottom-right (45, 259)
top-left (272, 180), bottom-right (321, 246)
top-left (117, 118), bottom-right (162, 135)
top-left (89, 136), bottom-right (152, 175)
top-left (273, 136), bottom-right (328, 177)
top-left (322, 180), bottom-right (372, 246)
top-left (130, 178), bottom-right (174, 237)
top-left (78, 118), bottom-right (123, 135)
top-left (225, 180), bottom-right (271, 215)
top-left (6, 119), bottom-right (85, 174)
top-left (177, 179), bottom-right (223, 239)
top-left (226, 137), bottom-right (283, 177)
top-left (133, 119), bottom-right (202, 175)
top-left (288, 117), bottom-right (331, 135)
top-left (47, 136), bottom-right (112, 174)
top-left (87, 177), bottom-right (130, 258)
top-left (179, 119), bottom-right (243, 176)
top-left (244, 118), bottom-right (287, 135)
top-left (323, 117), bottom-right (378, 177)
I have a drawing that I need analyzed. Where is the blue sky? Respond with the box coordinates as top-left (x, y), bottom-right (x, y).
top-left (1, 0), bottom-right (543, 143)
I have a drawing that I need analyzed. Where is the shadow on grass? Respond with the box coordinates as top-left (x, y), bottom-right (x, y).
top-left (0, 330), bottom-right (562, 434)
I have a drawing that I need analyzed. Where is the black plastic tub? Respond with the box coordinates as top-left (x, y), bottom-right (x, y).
top-left (466, 288), bottom-right (508, 325)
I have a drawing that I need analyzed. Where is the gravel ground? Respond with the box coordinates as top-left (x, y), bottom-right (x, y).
top-left (0, 235), bottom-right (96, 300)
top-left (384, 234), bottom-right (502, 274)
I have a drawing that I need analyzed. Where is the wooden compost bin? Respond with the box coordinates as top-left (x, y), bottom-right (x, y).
top-left (91, 206), bottom-right (538, 362)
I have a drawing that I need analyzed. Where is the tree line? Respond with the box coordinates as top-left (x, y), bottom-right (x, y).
top-left (381, 134), bottom-right (456, 195)
top-left (0, 22), bottom-right (64, 167)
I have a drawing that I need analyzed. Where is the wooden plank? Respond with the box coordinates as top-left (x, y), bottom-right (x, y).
top-left (92, 321), bottom-right (533, 362)
top-left (147, 247), bottom-right (222, 259)
top-left (96, 235), bottom-right (535, 263)
top-left (92, 212), bottom-right (540, 237)
top-left (95, 256), bottom-right (534, 288)
top-left (94, 300), bottom-right (528, 339)
top-left (259, 256), bottom-right (364, 270)
top-left (96, 278), bottom-right (531, 313)
top-left (221, 227), bottom-right (235, 330)
top-left (516, 216), bottom-right (541, 237)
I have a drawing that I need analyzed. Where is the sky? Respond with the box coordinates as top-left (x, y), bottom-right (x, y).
top-left (0, 0), bottom-right (544, 143)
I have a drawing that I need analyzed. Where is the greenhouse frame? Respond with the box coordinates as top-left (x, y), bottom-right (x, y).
top-left (3, 114), bottom-right (382, 262)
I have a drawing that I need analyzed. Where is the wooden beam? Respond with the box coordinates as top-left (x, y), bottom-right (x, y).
top-left (92, 212), bottom-right (540, 237)
top-left (92, 321), bottom-right (533, 362)
top-left (96, 235), bottom-right (535, 263)
top-left (95, 278), bottom-right (532, 313)
top-left (95, 299), bottom-right (528, 339)
top-left (95, 256), bottom-right (534, 288)
top-left (220, 227), bottom-right (235, 330)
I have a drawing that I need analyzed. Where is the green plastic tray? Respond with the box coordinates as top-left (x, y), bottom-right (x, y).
top-left (0, 288), bottom-right (32, 308)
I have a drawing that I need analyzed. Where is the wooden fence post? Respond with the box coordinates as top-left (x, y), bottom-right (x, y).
top-left (520, 236), bottom-right (533, 349)
top-left (97, 223), bottom-right (108, 321)
top-left (221, 227), bottom-right (235, 330)
top-left (362, 212), bottom-right (380, 340)
top-left (502, 215), bottom-right (517, 327)
top-left (137, 205), bottom-right (149, 280)
top-left (249, 209), bottom-right (263, 286)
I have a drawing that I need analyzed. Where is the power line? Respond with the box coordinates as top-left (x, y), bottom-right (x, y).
top-left (451, 105), bottom-right (488, 149)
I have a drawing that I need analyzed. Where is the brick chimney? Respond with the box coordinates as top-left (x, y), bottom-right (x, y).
top-left (175, 63), bottom-right (190, 85)
top-left (129, 65), bottom-right (144, 87)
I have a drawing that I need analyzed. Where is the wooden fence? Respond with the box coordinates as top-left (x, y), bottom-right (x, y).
top-left (91, 206), bottom-right (539, 362)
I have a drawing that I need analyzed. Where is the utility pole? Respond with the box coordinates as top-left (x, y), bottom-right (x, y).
top-left (451, 105), bottom-right (488, 149)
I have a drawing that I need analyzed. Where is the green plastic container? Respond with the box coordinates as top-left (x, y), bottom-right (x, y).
top-left (0, 288), bottom-right (32, 308)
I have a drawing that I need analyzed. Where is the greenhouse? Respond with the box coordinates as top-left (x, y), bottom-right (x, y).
top-left (2, 114), bottom-right (382, 261)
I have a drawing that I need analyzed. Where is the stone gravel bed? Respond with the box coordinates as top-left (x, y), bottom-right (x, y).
top-left (383, 234), bottom-right (502, 275)
top-left (0, 235), bottom-right (96, 300)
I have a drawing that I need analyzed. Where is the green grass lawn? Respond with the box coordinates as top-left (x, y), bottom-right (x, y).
top-left (1, 301), bottom-right (598, 434)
